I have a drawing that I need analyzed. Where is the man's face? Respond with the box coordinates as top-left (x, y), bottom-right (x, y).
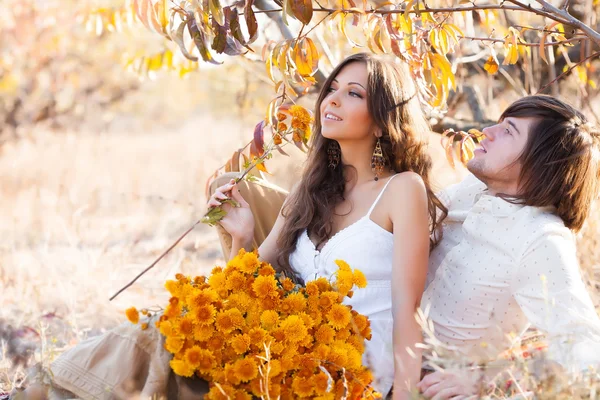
top-left (467, 116), bottom-right (538, 193)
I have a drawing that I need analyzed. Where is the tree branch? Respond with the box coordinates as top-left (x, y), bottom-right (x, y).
top-left (534, 0), bottom-right (600, 48)
top-left (536, 50), bottom-right (600, 93)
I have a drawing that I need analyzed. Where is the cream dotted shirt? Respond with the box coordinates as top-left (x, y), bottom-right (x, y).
top-left (422, 174), bottom-right (600, 368)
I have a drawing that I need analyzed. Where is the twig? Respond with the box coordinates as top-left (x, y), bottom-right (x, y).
top-left (536, 50), bottom-right (600, 93)
top-left (109, 219), bottom-right (202, 301)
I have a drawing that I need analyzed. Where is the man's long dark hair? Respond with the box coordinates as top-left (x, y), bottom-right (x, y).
top-left (500, 95), bottom-right (600, 231)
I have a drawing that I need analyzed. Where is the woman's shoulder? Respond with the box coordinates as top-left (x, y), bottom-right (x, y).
top-left (387, 171), bottom-right (427, 197)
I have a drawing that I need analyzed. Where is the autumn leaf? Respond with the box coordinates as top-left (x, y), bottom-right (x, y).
top-left (290, 0), bottom-right (313, 25)
top-left (484, 55), bottom-right (499, 74)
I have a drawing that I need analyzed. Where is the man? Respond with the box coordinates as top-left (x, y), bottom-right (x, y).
top-left (417, 95), bottom-right (600, 399)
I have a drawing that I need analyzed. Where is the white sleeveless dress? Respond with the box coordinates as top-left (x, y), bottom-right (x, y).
top-left (289, 175), bottom-right (398, 397)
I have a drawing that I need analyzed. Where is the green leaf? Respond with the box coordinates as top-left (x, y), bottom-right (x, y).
top-left (201, 199), bottom-right (240, 226)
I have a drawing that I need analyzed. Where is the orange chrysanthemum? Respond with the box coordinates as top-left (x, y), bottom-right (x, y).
top-left (260, 310), bottom-right (279, 329)
top-left (125, 307), bottom-right (139, 324)
top-left (233, 358), bottom-right (258, 382)
top-left (314, 277), bottom-right (332, 292)
top-left (187, 288), bottom-right (219, 309)
top-left (258, 264), bottom-right (276, 276)
top-left (352, 269), bottom-right (367, 288)
top-left (164, 303), bottom-right (182, 319)
top-left (315, 325), bottom-right (336, 344)
top-left (208, 271), bottom-right (227, 294)
top-left (195, 304), bottom-right (216, 326)
top-left (314, 371), bottom-right (331, 395)
top-left (178, 316), bottom-right (195, 336)
top-left (165, 336), bottom-right (185, 353)
top-left (328, 304), bottom-right (352, 330)
top-left (334, 269), bottom-right (354, 297)
top-left (292, 375), bottom-right (314, 397)
top-left (207, 335), bottom-right (224, 352)
top-left (231, 334), bottom-right (251, 354)
top-left (281, 278), bottom-right (295, 292)
top-left (170, 358), bottom-right (194, 377)
top-left (225, 271), bottom-right (246, 292)
top-left (240, 251), bottom-right (260, 274)
top-left (305, 281), bottom-right (319, 296)
top-left (280, 315), bottom-right (307, 343)
top-left (193, 323), bottom-right (214, 341)
top-left (215, 308), bottom-right (244, 334)
top-left (252, 275), bottom-right (278, 299)
top-left (283, 292), bottom-right (307, 313)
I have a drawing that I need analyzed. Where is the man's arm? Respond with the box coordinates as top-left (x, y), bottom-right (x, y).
top-left (513, 231), bottom-right (600, 368)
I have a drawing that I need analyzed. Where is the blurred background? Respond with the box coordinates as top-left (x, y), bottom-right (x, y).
top-left (0, 0), bottom-right (598, 391)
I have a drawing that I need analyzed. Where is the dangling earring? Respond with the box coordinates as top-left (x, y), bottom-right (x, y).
top-left (328, 141), bottom-right (340, 169)
top-left (371, 138), bottom-right (385, 181)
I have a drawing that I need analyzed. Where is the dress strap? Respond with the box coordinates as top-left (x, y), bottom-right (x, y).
top-left (366, 174), bottom-right (399, 218)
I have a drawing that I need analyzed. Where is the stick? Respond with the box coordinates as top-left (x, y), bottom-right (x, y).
top-left (109, 219), bottom-right (202, 301)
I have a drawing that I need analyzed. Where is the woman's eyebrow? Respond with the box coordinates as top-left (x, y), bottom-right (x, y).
top-left (507, 119), bottom-right (522, 135)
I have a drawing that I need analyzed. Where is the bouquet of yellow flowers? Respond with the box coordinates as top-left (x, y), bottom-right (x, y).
top-left (126, 249), bottom-right (380, 399)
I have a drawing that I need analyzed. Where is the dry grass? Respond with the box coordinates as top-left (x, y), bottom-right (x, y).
top-left (0, 109), bottom-right (598, 397)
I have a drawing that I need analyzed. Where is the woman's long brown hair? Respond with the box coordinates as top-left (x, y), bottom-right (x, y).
top-left (276, 53), bottom-right (447, 282)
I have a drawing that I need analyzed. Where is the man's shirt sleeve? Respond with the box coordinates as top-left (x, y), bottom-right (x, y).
top-left (512, 230), bottom-right (600, 369)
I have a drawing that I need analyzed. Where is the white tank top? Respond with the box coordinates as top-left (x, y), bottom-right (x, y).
top-left (289, 174), bottom-right (399, 396)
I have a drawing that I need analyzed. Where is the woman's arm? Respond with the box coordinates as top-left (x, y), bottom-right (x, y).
top-left (387, 172), bottom-right (430, 399)
top-left (208, 179), bottom-right (291, 266)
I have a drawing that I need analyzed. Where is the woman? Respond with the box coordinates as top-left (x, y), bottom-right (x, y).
top-left (209, 52), bottom-right (446, 398)
top-left (17, 53), bottom-right (446, 400)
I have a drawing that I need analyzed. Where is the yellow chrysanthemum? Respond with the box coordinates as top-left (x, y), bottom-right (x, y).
top-left (231, 334), bottom-right (251, 354)
top-left (328, 304), bottom-right (352, 330)
top-left (164, 303), bottom-right (182, 319)
top-left (352, 269), bottom-right (367, 288)
top-left (245, 309), bottom-right (261, 328)
top-left (215, 308), bottom-right (244, 334)
top-left (283, 292), bottom-right (307, 313)
top-left (260, 310), bottom-right (279, 330)
top-left (315, 325), bottom-right (336, 344)
top-left (164, 280), bottom-right (182, 297)
top-left (314, 277), bottom-right (332, 292)
top-left (225, 271), bottom-right (246, 291)
top-left (228, 292), bottom-right (252, 310)
top-left (259, 296), bottom-right (279, 310)
top-left (158, 320), bottom-right (175, 337)
top-left (334, 259), bottom-right (351, 272)
top-left (248, 327), bottom-right (267, 347)
top-left (125, 307), bottom-right (139, 324)
top-left (327, 344), bottom-right (348, 366)
top-left (305, 281), bottom-right (319, 296)
top-left (193, 323), bottom-right (214, 341)
top-left (252, 275), bottom-right (278, 299)
top-left (240, 251), bottom-right (260, 274)
top-left (233, 358), bottom-right (258, 382)
top-left (177, 316), bottom-right (195, 336)
top-left (347, 334), bottom-right (365, 353)
top-left (208, 271), bottom-right (227, 295)
top-left (290, 105), bottom-right (312, 125)
top-left (270, 341), bottom-right (284, 355)
top-left (194, 304), bottom-right (216, 326)
top-left (337, 328), bottom-right (351, 341)
top-left (165, 336), bottom-right (185, 354)
top-left (312, 343), bottom-right (330, 360)
top-left (207, 335), bottom-right (224, 352)
top-left (291, 374), bottom-right (314, 397)
top-left (281, 278), bottom-right (295, 292)
top-left (297, 312), bottom-right (314, 329)
top-left (183, 345), bottom-right (203, 368)
top-left (313, 371), bottom-right (331, 395)
top-left (187, 288), bottom-right (219, 309)
top-left (258, 264), bottom-right (275, 276)
top-left (195, 349), bottom-right (217, 373)
top-left (319, 291), bottom-right (339, 310)
top-left (140, 323), bottom-right (148, 330)
top-left (280, 315), bottom-right (307, 343)
top-left (334, 269), bottom-right (354, 297)
top-left (170, 358), bottom-right (194, 377)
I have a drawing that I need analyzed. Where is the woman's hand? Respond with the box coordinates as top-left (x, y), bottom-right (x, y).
top-left (208, 179), bottom-right (255, 246)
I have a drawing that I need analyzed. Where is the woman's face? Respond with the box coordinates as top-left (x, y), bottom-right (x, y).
top-left (319, 62), bottom-right (376, 142)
